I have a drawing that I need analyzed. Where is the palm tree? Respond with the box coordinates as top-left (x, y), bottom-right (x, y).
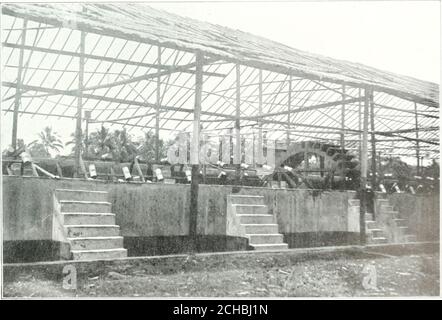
top-left (65, 131), bottom-right (86, 156)
top-left (88, 125), bottom-right (115, 159)
top-left (112, 128), bottom-right (138, 162)
top-left (38, 126), bottom-right (64, 157)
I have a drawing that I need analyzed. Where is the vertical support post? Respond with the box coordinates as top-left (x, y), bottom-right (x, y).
top-left (340, 85), bottom-right (346, 149)
top-left (360, 87), bottom-right (371, 245)
top-left (155, 46), bottom-right (162, 162)
top-left (74, 21), bottom-right (86, 178)
top-left (257, 70), bottom-right (263, 166)
top-left (414, 102), bottom-right (420, 175)
top-left (189, 51), bottom-right (203, 237)
top-left (11, 19), bottom-right (28, 151)
top-left (369, 90), bottom-right (377, 191)
top-left (234, 64), bottom-right (241, 183)
top-left (340, 85), bottom-right (346, 188)
top-left (358, 88), bottom-right (362, 162)
top-left (84, 110), bottom-right (91, 159)
top-left (286, 75), bottom-right (292, 150)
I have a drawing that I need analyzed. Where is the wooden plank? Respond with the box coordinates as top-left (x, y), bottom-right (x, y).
top-left (134, 157), bottom-right (145, 182)
top-left (11, 19), bottom-right (27, 150)
top-left (56, 161), bottom-right (63, 177)
top-left (34, 164), bottom-right (57, 178)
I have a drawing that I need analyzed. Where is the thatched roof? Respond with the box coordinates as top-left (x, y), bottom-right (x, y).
top-left (2, 2), bottom-right (439, 107)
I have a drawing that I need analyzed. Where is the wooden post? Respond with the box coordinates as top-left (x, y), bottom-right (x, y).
top-left (189, 51), bottom-right (203, 237)
top-left (257, 70), bottom-right (264, 166)
top-left (79, 155), bottom-right (88, 179)
top-left (414, 103), bottom-right (420, 175)
top-left (369, 90), bottom-right (377, 190)
top-left (340, 85), bottom-right (346, 149)
top-left (286, 76), bottom-right (292, 150)
top-left (340, 85), bottom-right (346, 187)
top-left (134, 157), bottom-right (145, 182)
top-left (84, 110), bottom-right (91, 159)
top-left (234, 64), bottom-right (241, 183)
top-left (358, 88), bottom-right (362, 162)
top-left (31, 163), bottom-right (39, 177)
top-left (155, 46), bottom-right (162, 162)
top-left (11, 19), bottom-right (27, 151)
top-left (110, 166), bottom-right (116, 182)
top-left (56, 162), bottom-right (63, 178)
top-left (359, 87), bottom-right (370, 245)
top-left (74, 21), bottom-right (86, 178)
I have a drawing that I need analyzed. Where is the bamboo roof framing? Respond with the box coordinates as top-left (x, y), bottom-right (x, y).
top-left (1, 3), bottom-right (440, 160)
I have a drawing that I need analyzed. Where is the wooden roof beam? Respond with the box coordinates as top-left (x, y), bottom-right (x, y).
top-left (2, 81), bottom-right (233, 119)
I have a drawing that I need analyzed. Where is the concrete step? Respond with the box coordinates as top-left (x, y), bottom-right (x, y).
top-left (62, 213), bottom-right (116, 225)
top-left (365, 220), bottom-right (378, 229)
top-left (243, 224), bottom-right (279, 234)
top-left (60, 200), bottom-right (112, 213)
top-left (383, 210), bottom-right (399, 218)
top-left (397, 226), bottom-right (410, 234)
top-left (370, 237), bottom-right (388, 244)
top-left (404, 234), bottom-right (417, 243)
top-left (365, 213), bottom-right (374, 221)
top-left (367, 228), bottom-right (384, 237)
top-left (238, 214), bottom-right (274, 224)
top-left (71, 248), bottom-right (127, 261)
top-left (393, 218), bottom-right (408, 227)
top-left (228, 194), bottom-right (265, 205)
top-left (250, 243), bottom-right (288, 251)
top-left (68, 236), bottom-right (124, 250)
top-left (65, 225), bottom-right (120, 238)
top-left (348, 199), bottom-right (360, 206)
top-left (232, 204), bottom-right (268, 215)
top-left (247, 234), bottom-right (284, 244)
top-left (380, 205), bottom-right (394, 212)
top-left (56, 189), bottom-right (108, 202)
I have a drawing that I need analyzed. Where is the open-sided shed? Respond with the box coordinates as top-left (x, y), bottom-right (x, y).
top-left (1, 3), bottom-right (439, 181)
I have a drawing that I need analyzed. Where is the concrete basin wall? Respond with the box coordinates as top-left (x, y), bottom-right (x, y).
top-left (3, 176), bottom-right (359, 241)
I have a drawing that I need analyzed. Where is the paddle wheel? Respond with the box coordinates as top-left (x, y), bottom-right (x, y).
top-left (263, 141), bottom-right (360, 190)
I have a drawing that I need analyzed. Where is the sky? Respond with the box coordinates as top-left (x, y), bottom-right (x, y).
top-left (1, 0), bottom-right (440, 155)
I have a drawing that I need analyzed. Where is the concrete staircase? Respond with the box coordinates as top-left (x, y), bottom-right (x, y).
top-left (229, 195), bottom-right (288, 251)
top-left (377, 199), bottom-right (417, 243)
top-left (364, 211), bottom-right (389, 244)
top-left (55, 189), bottom-right (127, 260)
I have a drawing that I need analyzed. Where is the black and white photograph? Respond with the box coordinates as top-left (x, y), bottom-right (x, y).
top-left (0, 0), bottom-right (440, 301)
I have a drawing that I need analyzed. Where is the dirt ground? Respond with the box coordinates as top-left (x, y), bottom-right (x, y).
top-left (3, 252), bottom-right (439, 298)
